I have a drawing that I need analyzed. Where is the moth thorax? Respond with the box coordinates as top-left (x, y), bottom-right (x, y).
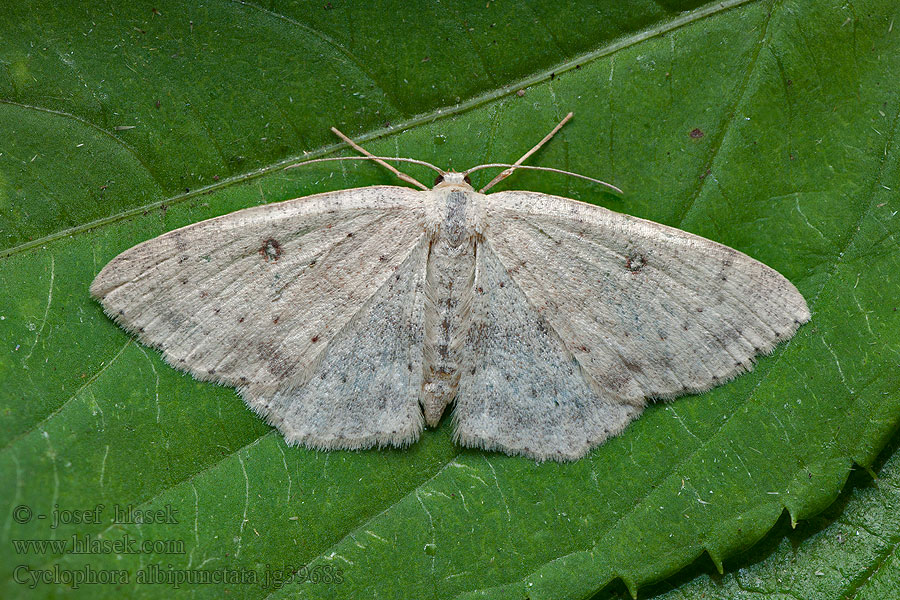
top-left (443, 190), bottom-right (471, 247)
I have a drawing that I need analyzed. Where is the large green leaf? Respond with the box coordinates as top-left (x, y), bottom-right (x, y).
top-left (1, 0), bottom-right (898, 598)
top-left (645, 429), bottom-right (900, 600)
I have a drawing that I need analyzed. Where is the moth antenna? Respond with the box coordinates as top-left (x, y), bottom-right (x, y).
top-left (328, 127), bottom-right (439, 190)
top-left (476, 112), bottom-right (574, 193)
top-left (466, 163), bottom-right (624, 195)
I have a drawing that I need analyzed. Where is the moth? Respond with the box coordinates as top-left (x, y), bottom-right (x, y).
top-left (91, 114), bottom-right (810, 461)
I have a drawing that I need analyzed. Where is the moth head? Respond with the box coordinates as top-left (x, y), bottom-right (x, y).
top-left (434, 171), bottom-right (472, 189)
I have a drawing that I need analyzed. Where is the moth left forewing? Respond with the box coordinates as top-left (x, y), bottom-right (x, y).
top-left (458, 189), bottom-right (809, 459)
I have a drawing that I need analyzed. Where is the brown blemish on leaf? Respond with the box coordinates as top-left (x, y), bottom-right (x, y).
top-left (690, 128), bottom-right (704, 139)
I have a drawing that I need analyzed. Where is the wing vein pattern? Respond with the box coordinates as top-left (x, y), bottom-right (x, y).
top-left (450, 190), bottom-right (809, 460)
top-left (92, 186), bottom-right (431, 449)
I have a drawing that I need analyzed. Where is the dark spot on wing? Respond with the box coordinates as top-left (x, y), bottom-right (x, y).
top-left (259, 238), bottom-right (283, 262)
top-left (597, 370), bottom-right (632, 394)
top-left (257, 341), bottom-right (291, 378)
top-left (625, 252), bottom-right (646, 273)
top-left (623, 359), bottom-right (644, 374)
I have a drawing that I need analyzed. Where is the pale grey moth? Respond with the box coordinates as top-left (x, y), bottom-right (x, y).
top-left (91, 114), bottom-right (810, 462)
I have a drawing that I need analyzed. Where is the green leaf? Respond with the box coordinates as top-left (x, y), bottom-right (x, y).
top-left (1, 0), bottom-right (898, 598)
top-left (643, 430), bottom-right (900, 600)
